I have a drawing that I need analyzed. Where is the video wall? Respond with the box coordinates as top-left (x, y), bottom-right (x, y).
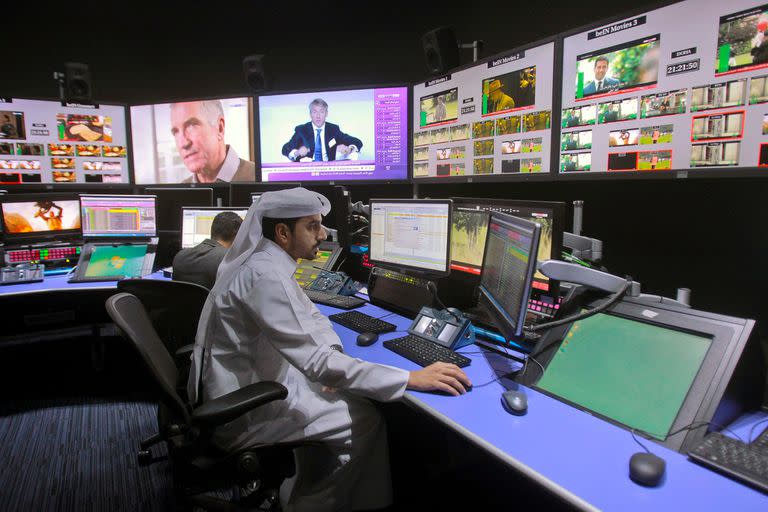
top-left (0, 99), bottom-right (130, 184)
top-left (411, 42), bottom-right (555, 179)
top-left (258, 87), bottom-right (408, 182)
top-left (559, 0), bottom-right (768, 174)
top-left (131, 97), bottom-right (254, 184)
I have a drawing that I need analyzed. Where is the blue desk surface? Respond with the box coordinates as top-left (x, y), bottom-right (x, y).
top-left (0, 271), bottom-right (168, 296)
top-left (317, 301), bottom-right (768, 511)
top-left (5, 276), bottom-right (766, 509)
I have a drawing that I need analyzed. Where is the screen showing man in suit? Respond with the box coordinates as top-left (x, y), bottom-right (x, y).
top-left (281, 99), bottom-right (363, 162)
top-left (259, 87), bottom-right (409, 182)
top-left (575, 35), bottom-right (660, 99)
top-left (130, 97), bottom-right (254, 184)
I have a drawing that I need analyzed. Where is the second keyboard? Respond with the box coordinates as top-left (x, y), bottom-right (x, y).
top-left (328, 310), bottom-right (396, 334)
top-left (384, 334), bottom-right (471, 368)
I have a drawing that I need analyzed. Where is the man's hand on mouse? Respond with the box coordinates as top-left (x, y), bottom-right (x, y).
top-left (407, 362), bottom-right (471, 396)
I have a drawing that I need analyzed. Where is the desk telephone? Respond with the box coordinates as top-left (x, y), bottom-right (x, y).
top-left (408, 306), bottom-right (475, 350)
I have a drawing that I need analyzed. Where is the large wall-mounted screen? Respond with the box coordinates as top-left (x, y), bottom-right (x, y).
top-left (559, 0), bottom-right (768, 175)
top-left (258, 87), bottom-right (408, 182)
top-left (131, 97), bottom-right (254, 184)
top-left (0, 98), bottom-right (130, 184)
top-left (412, 41), bottom-right (555, 179)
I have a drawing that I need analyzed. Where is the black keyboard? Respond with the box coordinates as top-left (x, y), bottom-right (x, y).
top-left (753, 426), bottom-right (768, 452)
top-left (688, 432), bottom-right (768, 494)
top-left (304, 289), bottom-right (365, 310)
top-left (384, 334), bottom-right (471, 368)
top-left (328, 311), bottom-right (396, 334)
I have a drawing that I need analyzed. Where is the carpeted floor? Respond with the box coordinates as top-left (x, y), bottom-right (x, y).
top-left (0, 396), bottom-right (174, 512)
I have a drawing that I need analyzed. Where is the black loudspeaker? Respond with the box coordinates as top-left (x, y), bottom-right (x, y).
top-left (243, 54), bottom-right (269, 92)
top-left (63, 62), bottom-right (93, 104)
top-left (421, 27), bottom-right (460, 75)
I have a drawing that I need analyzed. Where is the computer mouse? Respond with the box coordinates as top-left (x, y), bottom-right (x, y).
top-left (501, 389), bottom-right (528, 415)
top-left (629, 452), bottom-right (666, 487)
top-left (356, 332), bottom-right (379, 347)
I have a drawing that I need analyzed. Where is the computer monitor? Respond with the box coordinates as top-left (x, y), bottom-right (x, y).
top-left (80, 195), bottom-right (157, 238)
top-left (130, 96), bottom-right (254, 184)
top-left (478, 212), bottom-right (541, 339)
top-left (144, 187), bottom-right (214, 231)
top-left (257, 86), bottom-right (409, 182)
top-left (0, 193), bottom-right (82, 244)
top-left (450, 198), bottom-right (564, 296)
top-left (0, 98), bottom-right (130, 184)
top-left (294, 241), bottom-right (342, 288)
top-left (368, 199), bottom-right (452, 276)
top-left (526, 295), bottom-right (757, 453)
top-left (229, 182), bottom-right (302, 206)
top-left (70, 242), bottom-right (156, 282)
top-left (180, 207), bottom-right (248, 249)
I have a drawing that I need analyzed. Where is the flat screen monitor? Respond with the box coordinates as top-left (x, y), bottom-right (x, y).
top-left (450, 198), bottom-right (564, 297)
top-left (228, 182), bottom-right (301, 206)
top-left (0, 193), bottom-right (82, 244)
top-left (130, 97), bottom-right (255, 184)
top-left (559, 0), bottom-right (768, 175)
top-left (0, 98), bottom-right (130, 184)
top-left (80, 194), bottom-right (157, 238)
top-left (180, 207), bottom-right (248, 249)
top-left (527, 296), bottom-right (756, 453)
top-left (478, 212), bottom-right (541, 339)
top-left (258, 87), bottom-right (409, 182)
top-left (294, 241), bottom-right (341, 288)
top-left (144, 187), bottom-right (213, 231)
top-left (369, 199), bottom-right (452, 276)
top-left (412, 41), bottom-right (555, 180)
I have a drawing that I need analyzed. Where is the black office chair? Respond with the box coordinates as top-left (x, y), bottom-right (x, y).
top-left (106, 292), bottom-right (298, 511)
top-left (116, 278), bottom-right (210, 358)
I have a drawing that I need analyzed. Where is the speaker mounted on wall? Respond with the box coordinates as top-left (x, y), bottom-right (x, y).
top-left (243, 54), bottom-right (270, 93)
top-left (61, 62), bottom-right (94, 105)
top-left (421, 27), bottom-right (460, 75)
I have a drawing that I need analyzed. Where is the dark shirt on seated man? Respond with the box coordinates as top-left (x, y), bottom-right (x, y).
top-left (172, 211), bottom-right (243, 290)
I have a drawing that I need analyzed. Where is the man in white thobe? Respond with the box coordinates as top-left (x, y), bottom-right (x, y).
top-left (188, 187), bottom-right (470, 512)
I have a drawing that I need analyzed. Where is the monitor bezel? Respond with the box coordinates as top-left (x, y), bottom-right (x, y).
top-left (255, 84), bottom-right (411, 185)
top-left (522, 295), bottom-right (755, 453)
top-left (79, 193), bottom-right (158, 238)
top-left (228, 182), bottom-right (302, 206)
top-left (0, 95), bottom-right (134, 187)
top-left (554, 0), bottom-right (768, 181)
top-left (368, 198), bottom-right (453, 277)
top-left (410, 35), bottom-right (560, 184)
top-left (144, 186), bottom-right (214, 232)
top-left (477, 211), bottom-right (541, 339)
top-left (0, 192), bottom-right (83, 244)
top-left (449, 197), bottom-right (565, 297)
top-left (128, 94), bottom-right (256, 186)
top-left (179, 206), bottom-right (250, 249)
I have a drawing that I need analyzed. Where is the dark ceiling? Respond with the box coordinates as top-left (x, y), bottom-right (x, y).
top-left (6, 0), bottom-right (663, 104)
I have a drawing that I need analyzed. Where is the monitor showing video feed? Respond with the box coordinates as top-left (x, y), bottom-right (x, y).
top-left (560, 0), bottom-right (768, 176)
top-left (130, 97), bottom-right (254, 184)
top-left (258, 87), bottom-right (408, 182)
top-left (413, 40), bottom-right (555, 180)
top-left (0, 98), bottom-right (130, 184)
top-left (0, 193), bottom-right (82, 243)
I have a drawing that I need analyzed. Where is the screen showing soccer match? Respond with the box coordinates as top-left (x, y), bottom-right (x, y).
top-left (131, 97), bottom-right (254, 184)
top-left (412, 41), bottom-right (555, 179)
top-left (258, 87), bottom-right (408, 182)
top-left (560, 0), bottom-right (768, 174)
top-left (0, 99), bottom-right (130, 184)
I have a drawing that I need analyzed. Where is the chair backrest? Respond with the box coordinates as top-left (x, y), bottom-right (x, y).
top-left (105, 292), bottom-right (190, 423)
top-left (117, 279), bottom-right (210, 353)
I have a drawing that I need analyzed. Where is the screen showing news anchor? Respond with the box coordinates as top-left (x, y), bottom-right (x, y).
top-left (131, 97), bottom-right (254, 184)
top-left (574, 35), bottom-right (661, 99)
top-left (258, 87), bottom-right (408, 182)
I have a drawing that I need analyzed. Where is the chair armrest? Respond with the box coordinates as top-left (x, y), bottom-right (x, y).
top-left (175, 344), bottom-right (194, 359)
top-left (191, 381), bottom-right (288, 428)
